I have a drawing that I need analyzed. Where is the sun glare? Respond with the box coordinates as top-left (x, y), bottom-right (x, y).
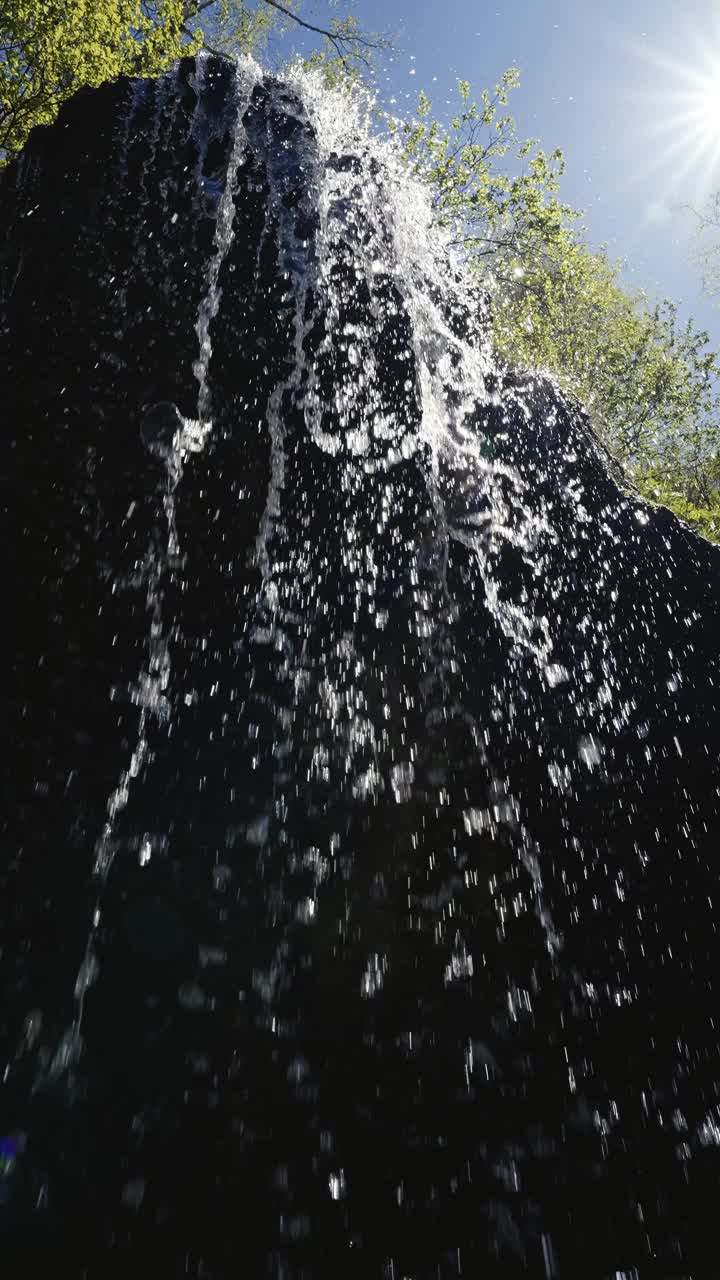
top-left (625, 12), bottom-right (720, 214)
top-left (697, 78), bottom-right (720, 136)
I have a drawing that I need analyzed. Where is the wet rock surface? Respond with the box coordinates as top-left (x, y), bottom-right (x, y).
top-left (2, 55), bottom-right (720, 1279)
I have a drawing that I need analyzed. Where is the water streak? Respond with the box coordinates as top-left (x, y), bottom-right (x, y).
top-left (40, 58), bottom-right (259, 1087)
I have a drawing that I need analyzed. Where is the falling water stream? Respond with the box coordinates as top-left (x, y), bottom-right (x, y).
top-left (43, 58), bottom-right (261, 1085)
top-left (2, 52), bottom-right (720, 1280)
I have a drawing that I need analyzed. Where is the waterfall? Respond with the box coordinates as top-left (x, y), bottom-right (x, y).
top-left (43, 55), bottom-right (260, 1084)
top-left (2, 54), bottom-right (720, 1280)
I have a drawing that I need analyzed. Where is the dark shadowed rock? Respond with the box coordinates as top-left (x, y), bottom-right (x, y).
top-left (1, 54), bottom-right (720, 1280)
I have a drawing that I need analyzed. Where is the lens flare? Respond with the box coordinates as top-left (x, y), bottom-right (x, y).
top-left (621, 15), bottom-right (720, 214)
top-left (697, 78), bottom-right (720, 135)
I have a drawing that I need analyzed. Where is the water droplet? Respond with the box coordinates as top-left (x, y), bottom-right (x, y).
top-left (389, 761), bottom-right (415, 802)
top-left (246, 815), bottom-right (270, 845)
top-left (21, 1010), bottom-right (42, 1050)
top-left (543, 663), bottom-right (569, 687)
top-left (74, 950), bottom-right (98, 998)
top-left (295, 897), bottom-right (317, 923)
top-left (577, 735), bottom-right (602, 769)
top-left (178, 984), bottom-right (208, 1011)
top-left (121, 1178), bottom-right (146, 1211)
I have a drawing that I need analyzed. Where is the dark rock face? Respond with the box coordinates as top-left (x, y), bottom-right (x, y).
top-left (2, 55), bottom-right (720, 1279)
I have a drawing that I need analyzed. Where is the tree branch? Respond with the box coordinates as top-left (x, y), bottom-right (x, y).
top-left (180, 21), bottom-right (225, 57)
top-left (259, 0), bottom-right (386, 64)
top-left (181, 0), bottom-right (386, 67)
top-left (183, 0), bottom-right (218, 15)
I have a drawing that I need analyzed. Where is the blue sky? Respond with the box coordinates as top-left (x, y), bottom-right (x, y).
top-left (279, 0), bottom-right (720, 350)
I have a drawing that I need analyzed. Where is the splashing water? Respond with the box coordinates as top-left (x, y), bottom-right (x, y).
top-left (3, 53), bottom-right (720, 1280)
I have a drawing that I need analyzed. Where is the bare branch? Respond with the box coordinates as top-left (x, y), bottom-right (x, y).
top-left (180, 0), bottom-right (387, 69)
top-left (259, 0), bottom-right (387, 64)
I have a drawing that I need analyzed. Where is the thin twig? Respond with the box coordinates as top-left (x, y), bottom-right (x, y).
top-left (259, 0), bottom-right (386, 64)
top-left (180, 21), bottom-right (225, 57)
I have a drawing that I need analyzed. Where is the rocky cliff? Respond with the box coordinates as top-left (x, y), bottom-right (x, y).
top-left (2, 55), bottom-right (720, 1279)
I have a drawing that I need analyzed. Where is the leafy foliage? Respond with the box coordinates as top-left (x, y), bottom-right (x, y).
top-left (390, 71), bottom-right (575, 290)
top-left (0, 0), bottom-right (376, 162)
top-left (395, 75), bottom-right (720, 541)
top-left (633, 463), bottom-right (720, 542)
top-left (301, 17), bottom-right (375, 90)
top-left (494, 240), bottom-right (717, 458)
top-left (0, 1), bottom-right (196, 159)
top-left (182, 0), bottom-right (279, 56)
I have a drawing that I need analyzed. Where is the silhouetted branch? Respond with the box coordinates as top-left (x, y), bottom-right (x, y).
top-left (182, 0), bottom-right (386, 64)
top-left (259, 0), bottom-right (386, 64)
top-left (180, 22), bottom-right (225, 56)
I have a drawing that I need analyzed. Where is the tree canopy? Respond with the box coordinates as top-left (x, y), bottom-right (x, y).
top-left (0, 1), bottom-right (378, 162)
top-left (1, 1), bottom-right (189, 159)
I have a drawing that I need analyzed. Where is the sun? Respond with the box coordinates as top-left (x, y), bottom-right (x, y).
top-left (624, 18), bottom-right (720, 214)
